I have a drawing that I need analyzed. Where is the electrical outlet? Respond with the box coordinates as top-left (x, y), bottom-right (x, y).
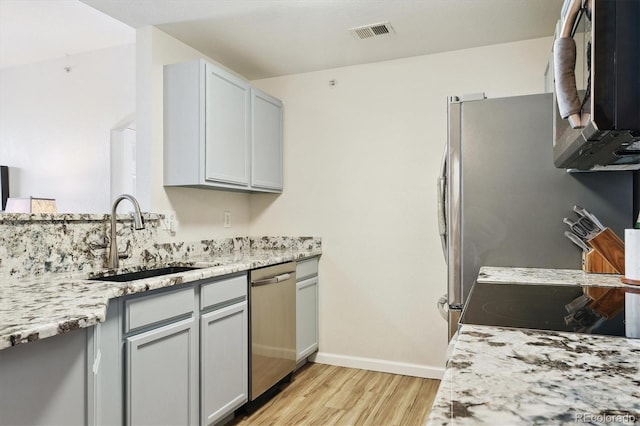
top-left (160, 210), bottom-right (177, 235)
top-left (223, 211), bottom-right (231, 228)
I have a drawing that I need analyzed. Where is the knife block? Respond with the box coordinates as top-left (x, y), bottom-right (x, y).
top-left (582, 250), bottom-right (619, 274)
top-left (588, 287), bottom-right (626, 319)
top-left (587, 228), bottom-right (625, 275)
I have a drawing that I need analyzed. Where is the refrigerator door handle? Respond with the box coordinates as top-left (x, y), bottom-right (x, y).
top-left (437, 144), bottom-right (448, 261)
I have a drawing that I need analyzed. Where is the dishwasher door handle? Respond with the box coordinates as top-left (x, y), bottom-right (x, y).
top-left (251, 272), bottom-right (294, 287)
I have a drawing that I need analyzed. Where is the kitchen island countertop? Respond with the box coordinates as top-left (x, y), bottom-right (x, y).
top-left (0, 246), bottom-right (321, 350)
top-left (428, 266), bottom-right (640, 424)
top-left (427, 324), bottom-right (640, 425)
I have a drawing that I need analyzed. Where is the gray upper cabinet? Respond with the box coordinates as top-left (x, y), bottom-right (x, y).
top-left (251, 88), bottom-right (283, 191)
top-left (164, 59), bottom-right (282, 193)
top-left (204, 64), bottom-right (251, 186)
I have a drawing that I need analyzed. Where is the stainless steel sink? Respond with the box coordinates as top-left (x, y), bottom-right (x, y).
top-left (92, 266), bottom-right (200, 282)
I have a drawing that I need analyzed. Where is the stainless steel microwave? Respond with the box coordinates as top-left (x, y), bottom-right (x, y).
top-left (553, 0), bottom-right (640, 171)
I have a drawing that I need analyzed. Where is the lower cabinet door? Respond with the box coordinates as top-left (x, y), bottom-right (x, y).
top-left (201, 301), bottom-right (248, 426)
top-left (126, 318), bottom-right (198, 426)
top-left (296, 276), bottom-right (319, 361)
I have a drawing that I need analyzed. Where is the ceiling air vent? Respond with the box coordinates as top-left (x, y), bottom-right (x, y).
top-left (349, 22), bottom-right (395, 40)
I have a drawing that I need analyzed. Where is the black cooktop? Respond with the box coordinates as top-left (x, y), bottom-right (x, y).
top-left (460, 282), bottom-right (627, 337)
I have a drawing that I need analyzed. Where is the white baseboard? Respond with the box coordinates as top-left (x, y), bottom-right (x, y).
top-left (310, 352), bottom-right (444, 380)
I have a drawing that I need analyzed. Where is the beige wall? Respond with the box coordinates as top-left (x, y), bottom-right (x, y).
top-left (137, 26), bottom-right (251, 242)
top-left (250, 37), bottom-right (553, 377)
top-left (139, 27), bottom-right (552, 376)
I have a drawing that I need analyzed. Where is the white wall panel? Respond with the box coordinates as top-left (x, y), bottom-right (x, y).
top-left (0, 44), bottom-right (135, 213)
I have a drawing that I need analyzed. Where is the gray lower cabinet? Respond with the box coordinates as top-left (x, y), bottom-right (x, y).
top-left (201, 301), bottom-right (248, 425)
top-left (93, 272), bottom-right (249, 426)
top-left (200, 273), bottom-right (248, 425)
top-left (0, 328), bottom-right (91, 426)
top-left (123, 286), bottom-right (198, 425)
top-left (126, 317), bottom-right (198, 426)
top-left (296, 257), bottom-right (319, 362)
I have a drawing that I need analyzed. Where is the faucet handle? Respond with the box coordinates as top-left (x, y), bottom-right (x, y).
top-left (89, 238), bottom-right (109, 250)
top-left (117, 240), bottom-right (132, 260)
top-left (89, 243), bottom-right (108, 250)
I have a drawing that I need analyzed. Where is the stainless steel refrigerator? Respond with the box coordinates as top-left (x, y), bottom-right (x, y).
top-left (436, 93), bottom-right (636, 339)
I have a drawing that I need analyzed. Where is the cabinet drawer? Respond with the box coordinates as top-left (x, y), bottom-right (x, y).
top-left (125, 287), bottom-right (194, 333)
top-left (201, 273), bottom-right (247, 310)
top-left (296, 257), bottom-right (318, 281)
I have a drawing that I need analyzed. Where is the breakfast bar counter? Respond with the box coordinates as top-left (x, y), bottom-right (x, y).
top-left (0, 237), bottom-right (321, 350)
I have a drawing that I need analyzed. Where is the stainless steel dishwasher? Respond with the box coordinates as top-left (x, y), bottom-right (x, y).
top-left (249, 261), bottom-right (296, 401)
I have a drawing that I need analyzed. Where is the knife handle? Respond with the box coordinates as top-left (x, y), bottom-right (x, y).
top-left (587, 228), bottom-right (625, 275)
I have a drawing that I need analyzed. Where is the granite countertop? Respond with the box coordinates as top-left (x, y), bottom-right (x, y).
top-left (427, 325), bottom-right (640, 425)
top-left (0, 247), bottom-right (321, 350)
top-left (477, 266), bottom-right (634, 289)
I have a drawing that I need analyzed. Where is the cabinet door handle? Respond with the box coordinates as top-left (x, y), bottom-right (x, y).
top-left (251, 272), bottom-right (294, 287)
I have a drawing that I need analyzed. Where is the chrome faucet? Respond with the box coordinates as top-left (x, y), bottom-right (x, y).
top-left (108, 194), bottom-right (145, 269)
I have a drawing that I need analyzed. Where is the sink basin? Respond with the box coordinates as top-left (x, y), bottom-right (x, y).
top-left (93, 266), bottom-right (201, 282)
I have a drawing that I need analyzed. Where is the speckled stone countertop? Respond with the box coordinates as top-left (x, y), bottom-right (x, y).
top-left (0, 246), bottom-right (321, 350)
top-left (477, 266), bottom-right (635, 289)
top-left (427, 325), bottom-right (640, 425)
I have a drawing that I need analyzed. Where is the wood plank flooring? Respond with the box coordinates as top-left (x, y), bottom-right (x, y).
top-left (230, 363), bottom-right (440, 426)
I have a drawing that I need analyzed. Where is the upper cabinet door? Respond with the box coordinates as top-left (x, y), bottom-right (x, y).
top-left (251, 89), bottom-right (283, 191)
top-left (164, 59), bottom-right (283, 193)
top-left (205, 64), bottom-right (251, 186)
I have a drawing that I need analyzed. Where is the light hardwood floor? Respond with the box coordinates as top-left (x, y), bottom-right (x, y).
top-left (231, 363), bottom-right (440, 426)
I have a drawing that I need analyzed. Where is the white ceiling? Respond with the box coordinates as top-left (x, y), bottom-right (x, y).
top-left (0, 0), bottom-right (134, 69)
top-left (2, 0), bottom-right (563, 79)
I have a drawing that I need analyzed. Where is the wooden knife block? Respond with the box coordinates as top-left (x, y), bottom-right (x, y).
top-left (588, 286), bottom-right (625, 319)
top-left (582, 250), bottom-right (619, 274)
top-left (586, 228), bottom-right (625, 275)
